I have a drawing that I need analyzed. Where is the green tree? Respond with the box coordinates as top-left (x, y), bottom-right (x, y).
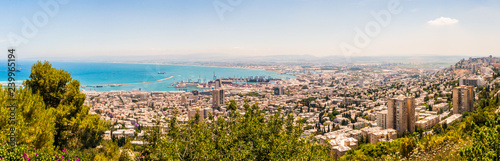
top-left (23, 61), bottom-right (108, 150)
top-left (400, 137), bottom-right (416, 158)
top-left (142, 115), bottom-right (164, 160)
top-left (143, 100), bottom-right (333, 160)
top-left (432, 123), bottom-right (444, 135)
top-left (0, 87), bottom-right (56, 150)
top-left (460, 113), bottom-right (500, 161)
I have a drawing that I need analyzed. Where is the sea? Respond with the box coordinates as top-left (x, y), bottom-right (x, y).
top-left (1, 61), bottom-right (292, 92)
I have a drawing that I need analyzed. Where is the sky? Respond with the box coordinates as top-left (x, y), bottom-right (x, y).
top-left (1, 0), bottom-right (500, 59)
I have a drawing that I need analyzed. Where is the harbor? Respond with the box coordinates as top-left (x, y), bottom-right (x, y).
top-left (171, 75), bottom-right (282, 91)
top-left (81, 76), bottom-right (174, 88)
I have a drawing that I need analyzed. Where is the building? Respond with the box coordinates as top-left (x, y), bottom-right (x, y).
top-left (368, 129), bottom-right (397, 144)
top-left (188, 108), bottom-right (204, 121)
top-left (212, 89), bottom-right (224, 110)
top-left (439, 114), bottom-right (463, 125)
top-left (181, 94), bottom-right (187, 105)
top-left (387, 96), bottom-right (416, 136)
top-left (453, 86), bottom-right (475, 114)
top-left (330, 136), bottom-right (358, 159)
top-left (459, 78), bottom-right (483, 87)
top-left (376, 110), bottom-right (387, 129)
top-left (433, 103), bottom-right (449, 112)
top-left (415, 115), bottom-right (440, 130)
top-left (203, 108), bottom-right (213, 119)
top-left (273, 86), bottom-right (284, 95)
top-left (215, 79), bottom-right (222, 89)
top-left (360, 126), bottom-right (382, 140)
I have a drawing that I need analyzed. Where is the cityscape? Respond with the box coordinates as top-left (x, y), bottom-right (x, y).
top-left (81, 56), bottom-right (497, 160)
top-left (2, 0), bottom-right (500, 161)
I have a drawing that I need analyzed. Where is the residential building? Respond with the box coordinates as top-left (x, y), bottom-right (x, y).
top-left (368, 128), bottom-right (397, 144)
top-left (273, 86), bottom-right (284, 95)
top-left (453, 86), bottom-right (474, 114)
top-left (376, 110), bottom-right (387, 129)
top-left (212, 89), bottom-right (224, 110)
top-left (387, 96), bottom-right (416, 136)
top-left (459, 78), bottom-right (482, 87)
top-left (215, 78), bottom-right (222, 89)
top-left (415, 115), bottom-right (439, 130)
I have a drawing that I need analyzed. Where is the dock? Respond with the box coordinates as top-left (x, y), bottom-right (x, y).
top-left (81, 76), bottom-right (174, 88)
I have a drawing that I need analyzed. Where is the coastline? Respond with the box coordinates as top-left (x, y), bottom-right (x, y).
top-left (1, 61), bottom-right (294, 92)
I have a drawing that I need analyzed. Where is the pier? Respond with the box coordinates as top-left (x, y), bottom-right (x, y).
top-left (81, 76), bottom-right (174, 88)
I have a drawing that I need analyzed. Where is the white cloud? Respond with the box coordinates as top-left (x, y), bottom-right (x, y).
top-left (0, 39), bottom-right (6, 43)
top-left (427, 17), bottom-right (459, 26)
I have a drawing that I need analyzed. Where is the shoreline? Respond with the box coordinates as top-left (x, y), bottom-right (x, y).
top-left (2, 61), bottom-right (295, 92)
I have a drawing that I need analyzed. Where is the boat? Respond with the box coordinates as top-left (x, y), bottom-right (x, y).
top-left (158, 72), bottom-right (165, 74)
top-left (174, 84), bottom-right (186, 88)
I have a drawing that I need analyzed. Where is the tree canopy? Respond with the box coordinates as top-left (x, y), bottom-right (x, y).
top-left (22, 61), bottom-right (108, 150)
top-left (141, 100), bottom-right (334, 160)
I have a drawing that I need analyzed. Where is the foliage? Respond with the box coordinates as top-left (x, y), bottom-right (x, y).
top-left (432, 123), bottom-right (443, 135)
top-left (340, 140), bottom-right (401, 160)
top-left (0, 87), bottom-right (55, 151)
top-left (460, 112), bottom-right (500, 160)
top-left (0, 61), bottom-right (137, 160)
top-left (141, 101), bottom-right (334, 160)
top-left (243, 92), bottom-right (260, 97)
top-left (299, 97), bottom-right (316, 107)
top-left (0, 143), bottom-right (82, 161)
top-left (23, 61), bottom-right (109, 150)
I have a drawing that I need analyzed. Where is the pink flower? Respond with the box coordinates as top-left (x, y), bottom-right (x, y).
top-left (76, 158), bottom-right (80, 161)
top-left (28, 146), bottom-right (30, 148)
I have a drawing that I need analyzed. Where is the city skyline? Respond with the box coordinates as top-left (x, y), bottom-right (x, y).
top-left (1, 0), bottom-right (500, 60)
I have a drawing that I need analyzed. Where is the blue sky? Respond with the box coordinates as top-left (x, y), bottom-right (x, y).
top-left (1, 0), bottom-right (500, 59)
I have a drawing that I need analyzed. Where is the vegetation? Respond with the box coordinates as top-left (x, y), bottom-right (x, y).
top-left (23, 61), bottom-right (109, 150)
top-left (139, 100), bottom-right (334, 160)
top-left (237, 92), bottom-right (261, 97)
top-left (299, 97), bottom-right (316, 107)
top-left (340, 82), bottom-right (500, 161)
top-left (0, 61), bottom-right (117, 160)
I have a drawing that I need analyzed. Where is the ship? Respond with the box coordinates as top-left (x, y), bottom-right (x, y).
top-left (158, 72), bottom-right (165, 74)
top-left (174, 84), bottom-right (186, 88)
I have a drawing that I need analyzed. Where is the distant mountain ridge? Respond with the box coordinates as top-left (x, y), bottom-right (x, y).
top-left (24, 54), bottom-right (470, 66)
